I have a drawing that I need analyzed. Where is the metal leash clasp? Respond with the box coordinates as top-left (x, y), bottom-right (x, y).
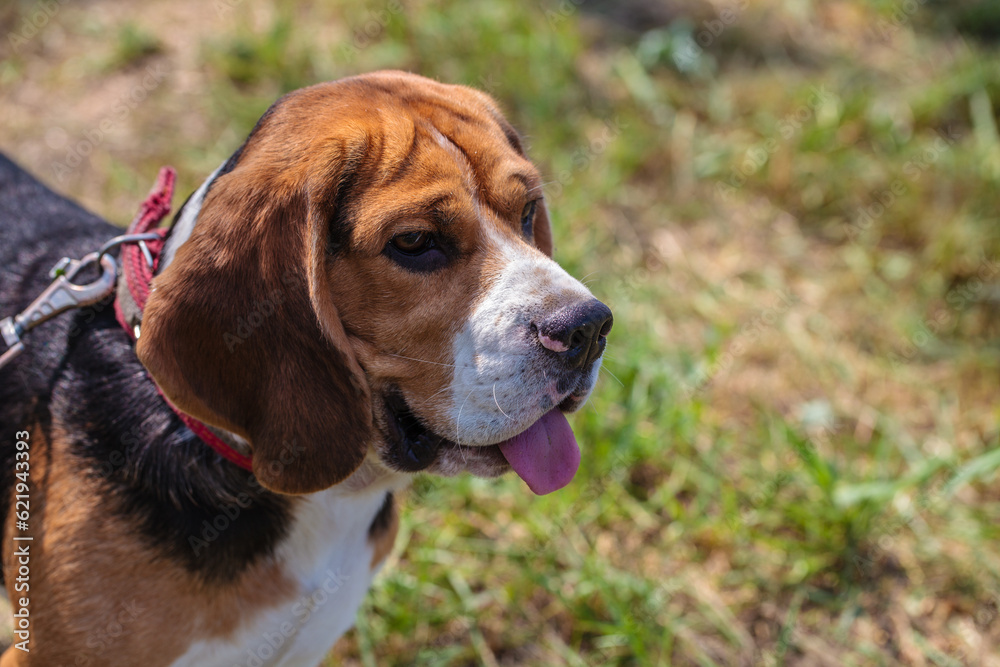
top-left (0, 252), bottom-right (118, 369)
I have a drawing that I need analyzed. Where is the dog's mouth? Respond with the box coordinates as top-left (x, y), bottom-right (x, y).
top-left (379, 389), bottom-right (584, 495)
top-left (381, 390), bottom-right (473, 472)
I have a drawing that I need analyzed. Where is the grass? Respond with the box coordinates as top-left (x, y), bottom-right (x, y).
top-left (2, 0), bottom-right (999, 664)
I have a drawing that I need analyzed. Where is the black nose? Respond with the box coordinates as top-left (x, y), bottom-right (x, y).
top-left (535, 299), bottom-right (613, 370)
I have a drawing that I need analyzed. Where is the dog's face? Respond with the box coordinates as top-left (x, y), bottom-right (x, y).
top-left (138, 71), bottom-right (611, 495)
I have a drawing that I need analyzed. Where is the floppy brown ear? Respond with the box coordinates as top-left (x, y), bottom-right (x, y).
top-left (136, 160), bottom-right (372, 495)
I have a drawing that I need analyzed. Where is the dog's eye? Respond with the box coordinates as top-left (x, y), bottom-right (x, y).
top-left (390, 231), bottom-right (432, 254)
top-left (386, 231), bottom-right (448, 272)
top-left (521, 200), bottom-right (537, 239)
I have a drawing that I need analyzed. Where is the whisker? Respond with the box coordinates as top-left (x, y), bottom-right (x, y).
top-left (454, 387), bottom-right (476, 452)
top-left (388, 353), bottom-right (466, 369)
top-left (493, 383), bottom-right (513, 421)
top-left (599, 365), bottom-right (625, 387)
top-left (421, 383), bottom-right (453, 404)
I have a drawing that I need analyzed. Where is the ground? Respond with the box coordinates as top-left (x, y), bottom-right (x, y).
top-left (1, 0), bottom-right (999, 665)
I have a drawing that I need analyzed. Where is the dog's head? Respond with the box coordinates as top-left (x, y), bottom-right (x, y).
top-left (138, 71), bottom-right (612, 495)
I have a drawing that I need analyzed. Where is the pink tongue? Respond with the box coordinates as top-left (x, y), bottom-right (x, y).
top-left (497, 410), bottom-right (580, 495)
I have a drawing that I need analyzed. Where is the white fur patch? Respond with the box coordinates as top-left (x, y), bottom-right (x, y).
top-left (169, 472), bottom-right (407, 667)
top-left (449, 228), bottom-right (601, 446)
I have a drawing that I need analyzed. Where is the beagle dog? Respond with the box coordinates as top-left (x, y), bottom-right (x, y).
top-left (0, 71), bottom-right (611, 666)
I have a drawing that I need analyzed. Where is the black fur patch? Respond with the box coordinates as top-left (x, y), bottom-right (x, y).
top-left (0, 154), bottom-right (291, 585)
top-left (368, 491), bottom-right (395, 538)
top-left (58, 308), bottom-right (292, 583)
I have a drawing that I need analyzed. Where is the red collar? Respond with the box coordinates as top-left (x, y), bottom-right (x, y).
top-left (113, 167), bottom-right (254, 472)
